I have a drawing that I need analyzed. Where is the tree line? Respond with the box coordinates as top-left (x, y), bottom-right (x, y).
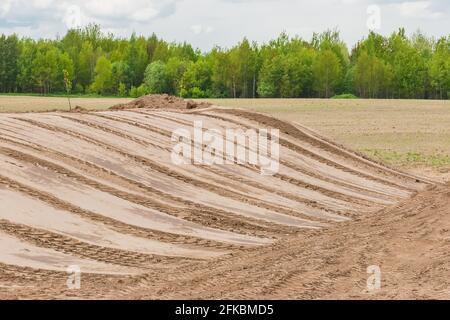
top-left (0, 24), bottom-right (448, 99)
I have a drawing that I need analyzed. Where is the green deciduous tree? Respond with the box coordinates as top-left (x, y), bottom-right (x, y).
top-left (429, 38), bottom-right (450, 99)
top-left (0, 34), bottom-right (19, 92)
top-left (111, 61), bottom-right (130, 93)
top-left (354, 50), bottom-right (392, 98)
top-left (90, 56), bottom-right (113, 95)
top-left (78, 41), bottom-right (97, 92)
top-left (0, 27), bottom-right (448, 99)
top-left (144, 61), bottom-right (170, 94)
top-left (166, 57), bottom-right (190, 96)
top-left (180, 59), bottom-right (212, 98)
top-left (127, 34), bottom-right (149, 87)
top-left (312, 49), bottom-right (343, 98)
top-left (31, 43), bottom-right (62, 94)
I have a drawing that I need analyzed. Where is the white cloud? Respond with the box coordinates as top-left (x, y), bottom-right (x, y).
top-left (63, 5), bottom-right (82, 29)
top-left (191, 24), bottom-right (214, 35)
top-left (392, 1), bottom-right (443, 19)
top-left (0, 0), bottom-right (13, 17)
top-left (82, 0), bottom-right (173, 23)
top-left (32, 0), bottom-right (54, 9)
top-left (190, 25), bottom-right (203, 35)
top-left (0, 0), bottom-right (180, 32)
top-left (338, 0), bottom-right (360, 4)
top-left (131, 7), bottom-right (159, 22)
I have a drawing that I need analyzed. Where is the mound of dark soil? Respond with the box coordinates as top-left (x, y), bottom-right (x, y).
top-left (70, 105), bottom-right (87, 113)
top-left (110, 94), bottom-right (212, 111)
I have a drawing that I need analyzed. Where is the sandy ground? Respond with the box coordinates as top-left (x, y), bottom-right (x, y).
top-left (0, 96), bottom-right (132, 113)
top-left (0, 102), bottom-right (448, 299)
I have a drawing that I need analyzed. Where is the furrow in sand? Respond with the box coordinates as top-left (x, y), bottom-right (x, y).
top-left (123, 112), bottom-right (369, 210)
top-left (142, 111), bottom-right (392, 207)
top-left (0, 262), bottom-right (67, 284)
top-left (95, 112), bottom-right (173, 138)
top-left (0, 172), bottom-right (263, 250)
top-left (202, 166), bottom-right (352, 220)
top-left (61, 114), bottom-right (352, 220)
top-left (221, 108), bottom-right (433, 190)
top-left (0, 230), bottom-right (139, 275)
top-left (0, 124), bottom-right (302, 243)
top-left (83, 112), bottom-right (366, 219)
top-left (146, 110), bottom-right (407, 202)
top-left (0, 187), bottom-right (225, 260)
top-left (0, 114), bottom-right (391, 222)
top-left (277, 159), bottom-right (399, 204)
top-left (195, 109), bottom-right (419, 193)
top-left (0, 157), bottom-right (267, 247)
top-left (0, 219), bottom-right (195, 268)
top-left (5, 114), bottom-right (388, 212)
top-left (0, 143), bottom-right (289, 238)
top-left (213, 108), bottom-right (423, 182)
top-left (0, 118), bottom-right (388, 209)
top-left (3, 119), bottom-right (318, 230)
top-left (60, 115), bottom-right (168, 151)
top-left (0, 134), bottom-right (296, 238)
top-left (140, 111), bottom-right (392, 207)
top-left (12, 116), bottom-right (322, 228)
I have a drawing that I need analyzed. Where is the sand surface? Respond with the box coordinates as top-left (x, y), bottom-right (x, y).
top-left (0, 102), bottom-right (446, 299)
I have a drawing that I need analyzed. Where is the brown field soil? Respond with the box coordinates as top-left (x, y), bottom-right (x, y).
top-left (0, 96), bottom-right (132, 113)
top-left (0, 96), bottom-right (449, 299)
top-left (202, 98), bottom-right (450, 182)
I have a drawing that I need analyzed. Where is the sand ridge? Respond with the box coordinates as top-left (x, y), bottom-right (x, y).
top-left (0, 97), bottom-right (441, 299)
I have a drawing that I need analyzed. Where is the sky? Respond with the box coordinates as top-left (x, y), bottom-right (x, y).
top-left (0, 0), bottom-right (448, 50)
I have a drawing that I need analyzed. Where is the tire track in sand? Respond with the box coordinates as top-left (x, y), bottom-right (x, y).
top-left (13, 116), bottom-right (322, 228)
top-left (0, 135), bottom-right (294, 238)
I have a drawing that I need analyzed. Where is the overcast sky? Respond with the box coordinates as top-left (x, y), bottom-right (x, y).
top-left (0, 0), bottom-right (448, 50)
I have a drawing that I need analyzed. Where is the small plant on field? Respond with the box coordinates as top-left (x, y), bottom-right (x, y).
top-left (118, 82), bottom-right (127, 97)
top-left (63, 69), bottom-right (72, 111)
top-left (129, 84), bottom-right (148, 98)
top-left (332, 93), bottom-right (358, 99)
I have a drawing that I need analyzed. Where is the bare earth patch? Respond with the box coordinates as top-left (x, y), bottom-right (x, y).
top-left (0, 96), bottom-right (131, 113)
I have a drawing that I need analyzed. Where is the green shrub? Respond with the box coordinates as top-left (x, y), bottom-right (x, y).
top-left (180, 87), bottom-right (208, 98)
top-left (331, 93), bottom-right (358, 99)
top-left (73, 83), bottom-right (84, 94)
top-left (136, 84), bottom-right (147, 97)
top-left (144, 61), bottom-right (170, 94)
top-left (117, 82), bottom-right (127, 97)
top-left (129, 84), bottom-right (148, 98)
top-left (129, 86), bottom-right (138, 98)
